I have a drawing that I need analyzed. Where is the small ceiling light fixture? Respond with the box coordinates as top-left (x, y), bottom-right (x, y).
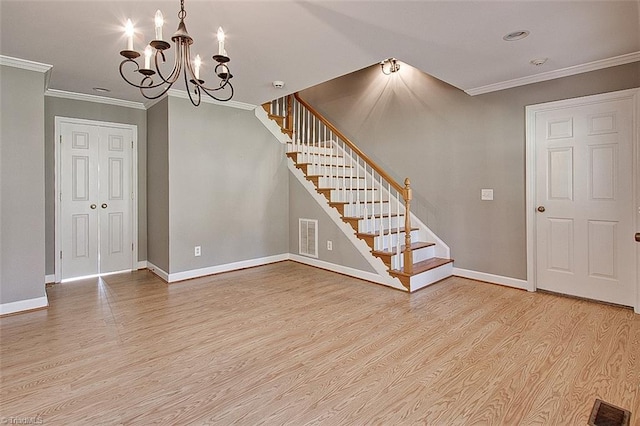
top-left (503, 30), bottom-right (530, 41)
top-left (530, 57), bottom-right (548, 66)
top-left (119, 0), bottom-right (234, 106)
top-left (380, 58), bottom-right (400, 75)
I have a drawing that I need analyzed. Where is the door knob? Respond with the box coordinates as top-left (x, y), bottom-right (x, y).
top-left (90, 204), bottom-right (97, 209)
top-left (101, 203), bottom-right (108, 209)
top-left (636, 233), bottom-right (640, 242)
top-left (537, 206), bottom-right (546, 213)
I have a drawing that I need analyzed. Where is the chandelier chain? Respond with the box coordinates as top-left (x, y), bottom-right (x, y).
top-left (178, 0), bottom-right (186, 20)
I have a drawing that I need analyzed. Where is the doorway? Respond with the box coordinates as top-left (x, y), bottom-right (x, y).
top-left (54, 117), bottom-right (138, 282)
top-left (526, 88), bottom-right (639, 313)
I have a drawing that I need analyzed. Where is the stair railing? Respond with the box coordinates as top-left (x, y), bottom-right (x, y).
top-left (267, 94), bottom-right (413, 273)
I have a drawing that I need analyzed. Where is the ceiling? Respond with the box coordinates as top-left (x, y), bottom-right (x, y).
top-left (1, 0), bottom-right (639, 107)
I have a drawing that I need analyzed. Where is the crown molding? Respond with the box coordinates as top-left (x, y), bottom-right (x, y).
top-left (45, 89), bottom-right (146, 110)
top-left (0, 55), bottom-right (52, 73)
top-left (465, 51), bottom-right (640, 96)
top-left (163, 89), bottom-right (256, 110)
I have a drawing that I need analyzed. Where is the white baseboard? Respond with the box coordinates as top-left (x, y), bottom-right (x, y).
top-left (147, 262), bottom-right (169, 282)
top-left (0, 296), bottom-right (49, 316)
top-left (45, 274), bottom-right (55, 284)
top-left (137, 261), bottom-right (148, 270)
top-left (160, 254), bottom-right (289, 283)
top-left (453, 267), bottom-right (528, 290)
top-left (289, 254), bottom-right (397, 288)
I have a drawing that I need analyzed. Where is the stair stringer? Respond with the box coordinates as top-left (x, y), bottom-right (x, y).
top-left (255, 106), bottom-right (291, 144)
top-left (288, 158), bottom-right (407, 291)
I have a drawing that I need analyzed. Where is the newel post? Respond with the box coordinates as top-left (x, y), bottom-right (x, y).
top-left (403, 178), bottom-right (413, 273)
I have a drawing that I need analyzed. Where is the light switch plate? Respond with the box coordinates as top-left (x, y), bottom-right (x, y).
top-left (481, 189), bottom-right (494, 201)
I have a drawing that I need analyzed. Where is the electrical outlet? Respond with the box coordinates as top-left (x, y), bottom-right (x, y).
top-left (194, 246), bottom-right (201, 257)
top-left (327, 241), bottom-right (333, 251)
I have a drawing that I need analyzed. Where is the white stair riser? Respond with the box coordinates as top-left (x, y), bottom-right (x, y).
top-left (409, 262), bottom-right (454, 292)
top-left (288, 144), bottom-right (335, 155)
top-left (292, 153), bottom-right (348, 166)
top-left (327, 190), bottom-right (388, 203)
top-left (305, 165), bottom-right (355, 177)
top-left (373, 230), bottom-right (420, 251)
top-left (388, 245), bottom-right (435, 264)
top-left (316, 176), bottom-right (372, 187)
top-left (357, 216), bottom-right (405, 232)
top-left (345, 203), bottom-right (394, 216)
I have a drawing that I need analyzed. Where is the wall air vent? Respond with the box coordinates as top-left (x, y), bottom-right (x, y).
top-left (299, 218), bottom-right (318, 258)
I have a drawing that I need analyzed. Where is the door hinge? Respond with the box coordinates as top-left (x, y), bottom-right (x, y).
top-left (131, 140), bottom-right (134, 149)
top-left (60, 251), bottom-right (63, 259)
top-left (59, 135), bottom-right (62, 144)
top-left (132, 243), bottom-right (134, 251)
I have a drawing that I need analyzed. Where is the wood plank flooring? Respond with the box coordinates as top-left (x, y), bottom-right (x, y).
top-left (1, 261), bottom-right (638, 425)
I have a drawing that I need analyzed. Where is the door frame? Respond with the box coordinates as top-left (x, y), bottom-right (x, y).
top-left (54, 116), bottom-right (138, 283)
top-left (525, 88), bottom-right (639, 313)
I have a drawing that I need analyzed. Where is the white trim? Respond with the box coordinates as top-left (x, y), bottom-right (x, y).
top-left (54, 117), bottom-right (139, 282)
top-left (167, 254), bottom-right (289, 282)
top-left (147, 262), bottom-right (169, 282)
top-left (466, 51), bottom-right (640, 96)
top-left (0, 296), bottom-right (48, 316)
top-left (453, 267), bottom-right (528, 291)
top-left (289, 254), bottom-right (395, 287)
top-left (163, 89), bottom-right (256, 110)
top-left (45, 274), bottom-right (55, 284)
top-left (525, 88), bottom-right (640, 313)
top-left (45, 89), bottom-right (145, 110)
top-left (0, 55), bottom-right (52, 73)
top-left (137, 261), bottom-right (148, 270)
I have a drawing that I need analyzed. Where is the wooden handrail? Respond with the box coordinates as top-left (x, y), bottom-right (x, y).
top-left (294, 93), bottom-right (408, 200)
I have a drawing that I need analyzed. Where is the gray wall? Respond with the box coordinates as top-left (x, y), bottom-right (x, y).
top-left (0, 65), bottom-right (47, 304)
top-left (44, 96), bottom-right (147, 274)
top-left (166, 96), bottom-right (289, 274)
top-left (289, 174), bottom-right (376, 273)
top-left (300, 62), bottom-right (640, 280)
top-left (147, 98), bottom-right (170, 272)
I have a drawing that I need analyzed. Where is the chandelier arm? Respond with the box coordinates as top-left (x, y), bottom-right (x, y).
top-left (153, 48), bottom-right (180, 86)
top-left (138, 81), bottom-right (175, 100)
top-left (120, 58), bottom-right (176, 91)
top-left (184, 66), bottom-right (202, 107)
top-left (198, 83), bottom-right (234, 102)
top-left (187, 65), bottom-right (232, 93)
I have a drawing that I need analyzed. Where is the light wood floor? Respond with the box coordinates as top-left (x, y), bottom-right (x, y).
top-left (1, 261), bottom-right (638, 425)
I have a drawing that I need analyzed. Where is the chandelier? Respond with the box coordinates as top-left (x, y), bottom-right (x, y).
top-left (380, 58), bottom-right (400, 75)
top-left (119, 0), bottom-right (234, 106)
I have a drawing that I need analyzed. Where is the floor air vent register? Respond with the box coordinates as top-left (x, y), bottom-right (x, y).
top-left (588, 399), bottom-right (631, 426)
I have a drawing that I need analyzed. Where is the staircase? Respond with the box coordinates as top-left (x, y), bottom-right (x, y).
top-left (261, 94), bottom-right (453, 292)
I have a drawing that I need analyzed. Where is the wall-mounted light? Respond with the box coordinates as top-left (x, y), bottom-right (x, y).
top-left (380, 58), bottom-right (400, 75)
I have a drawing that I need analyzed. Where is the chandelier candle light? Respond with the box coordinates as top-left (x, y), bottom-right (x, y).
top-left (119, 0), bottom-right (234, 106)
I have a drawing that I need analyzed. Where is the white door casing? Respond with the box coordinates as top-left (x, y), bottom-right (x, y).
top-left (526, 88), bottom-right (639, 313)
top-left (55, 117), bottom-right (138, 282)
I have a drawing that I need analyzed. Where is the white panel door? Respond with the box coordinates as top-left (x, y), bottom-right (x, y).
top-left (59, 120), bottom-right (133, 280)
top-left (535, 96), bottom-right (635, 306)
top-left (60, 123), bottom-right (100, 278)
top-left (98, 126), bottom-right (132, 274)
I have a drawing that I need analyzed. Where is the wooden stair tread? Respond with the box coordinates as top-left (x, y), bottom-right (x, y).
top-left (357, 227), bottom-right (418, 237)
top-left (372, 241), bottom-right (435, 256)
top-left (390, 258), bottom-right (453, 277)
